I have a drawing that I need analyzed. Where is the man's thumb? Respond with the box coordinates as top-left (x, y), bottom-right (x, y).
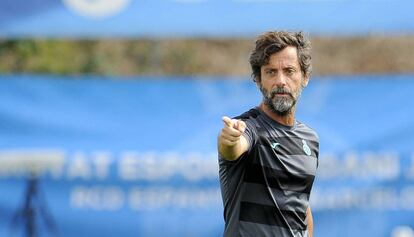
top-left (235, 120), bottom-right (246, 132)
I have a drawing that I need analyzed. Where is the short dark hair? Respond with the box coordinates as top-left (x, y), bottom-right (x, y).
top-left (249, 31), bottom-right (312, 82)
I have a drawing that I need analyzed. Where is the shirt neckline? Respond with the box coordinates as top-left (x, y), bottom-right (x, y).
top-left (255, 106), bottom-right (297, 131)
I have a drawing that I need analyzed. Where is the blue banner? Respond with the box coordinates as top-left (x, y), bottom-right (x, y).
top-left (0, 0), bottom-right (413, 38)
top-left (0, 74), bottom-right (414, 237)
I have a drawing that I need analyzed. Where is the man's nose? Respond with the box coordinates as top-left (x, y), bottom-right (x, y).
top-left (274, 72), bottom-right (287, 87)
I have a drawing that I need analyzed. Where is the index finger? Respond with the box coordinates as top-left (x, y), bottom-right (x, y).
top-left (222, 116), bottom-right (233, 127)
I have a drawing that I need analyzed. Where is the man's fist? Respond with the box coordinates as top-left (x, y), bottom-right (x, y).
top-left (219, 116), bottom-right (247, 146)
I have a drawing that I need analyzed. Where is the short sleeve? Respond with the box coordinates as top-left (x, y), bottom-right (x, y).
top-left (240, 119), bottom-right (258, 155)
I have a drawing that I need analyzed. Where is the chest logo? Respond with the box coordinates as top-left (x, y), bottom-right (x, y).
top-left (271, 142), bottom-right (280, 149)
top-left (302, 139), bottom-right (311, 156)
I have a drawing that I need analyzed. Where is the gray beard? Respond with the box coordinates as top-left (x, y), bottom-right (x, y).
top-left (260, 85), bottom-right (301, 116)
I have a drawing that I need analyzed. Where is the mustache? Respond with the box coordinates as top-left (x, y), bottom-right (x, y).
top-left (270, 87), bottom-right (293, 98)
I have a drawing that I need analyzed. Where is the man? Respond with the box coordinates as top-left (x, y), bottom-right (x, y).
top-left (218, 31), bottom-right (319, 237)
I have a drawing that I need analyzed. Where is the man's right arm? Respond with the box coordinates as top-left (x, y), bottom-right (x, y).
top-left (217, 116), bottom-right (249, 161)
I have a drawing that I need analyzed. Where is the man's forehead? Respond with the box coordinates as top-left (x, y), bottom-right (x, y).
top-left (262, 46), bottom-right (299, 66)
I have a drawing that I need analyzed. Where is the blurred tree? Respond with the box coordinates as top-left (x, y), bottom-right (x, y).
top-left (0, 36), bottom-right (413, 77)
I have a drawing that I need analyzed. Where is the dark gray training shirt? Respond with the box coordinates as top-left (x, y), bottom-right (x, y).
top-left (219, 107), bottom-right (319, 237)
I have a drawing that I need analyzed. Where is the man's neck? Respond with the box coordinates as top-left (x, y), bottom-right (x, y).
top-left (259, 103), bottom-right (296, 126)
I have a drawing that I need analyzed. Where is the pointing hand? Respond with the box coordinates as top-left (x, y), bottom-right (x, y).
top-left (220, 116), bottom-right (246, 146)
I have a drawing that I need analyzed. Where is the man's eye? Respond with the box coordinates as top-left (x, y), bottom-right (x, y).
top-left (286, 68), bottom-right (295, 75)
top-left (266, 70), bottom-right (275, 75)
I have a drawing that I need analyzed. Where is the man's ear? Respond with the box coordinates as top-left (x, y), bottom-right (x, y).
top-left (302, 75), bottom-right (309, 88)
top-left (254, 76), bottom-right (261, 86)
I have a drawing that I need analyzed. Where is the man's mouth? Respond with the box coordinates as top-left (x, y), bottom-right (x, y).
top-left (273, 92), bottom-right (290, 97)
top-left (269, 89), bottom-right (292, 99)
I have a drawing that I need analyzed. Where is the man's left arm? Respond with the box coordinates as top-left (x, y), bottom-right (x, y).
top-left (307, 206), bottom-right (313, 237)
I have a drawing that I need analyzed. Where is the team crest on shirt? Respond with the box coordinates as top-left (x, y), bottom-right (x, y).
top-left (302, 139), bottom-right (311, 156)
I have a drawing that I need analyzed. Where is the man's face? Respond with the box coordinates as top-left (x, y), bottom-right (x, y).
top-left (258, 46), bottom-right (308, 116)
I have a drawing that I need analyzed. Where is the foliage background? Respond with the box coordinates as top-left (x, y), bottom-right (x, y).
top-left (2, 36), bottom-right (413, 76)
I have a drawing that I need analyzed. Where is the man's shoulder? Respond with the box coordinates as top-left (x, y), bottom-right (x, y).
top-left (233, 107), bottom-right (261, 122)
top-left (296, 121), bottom-right (319, 141)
